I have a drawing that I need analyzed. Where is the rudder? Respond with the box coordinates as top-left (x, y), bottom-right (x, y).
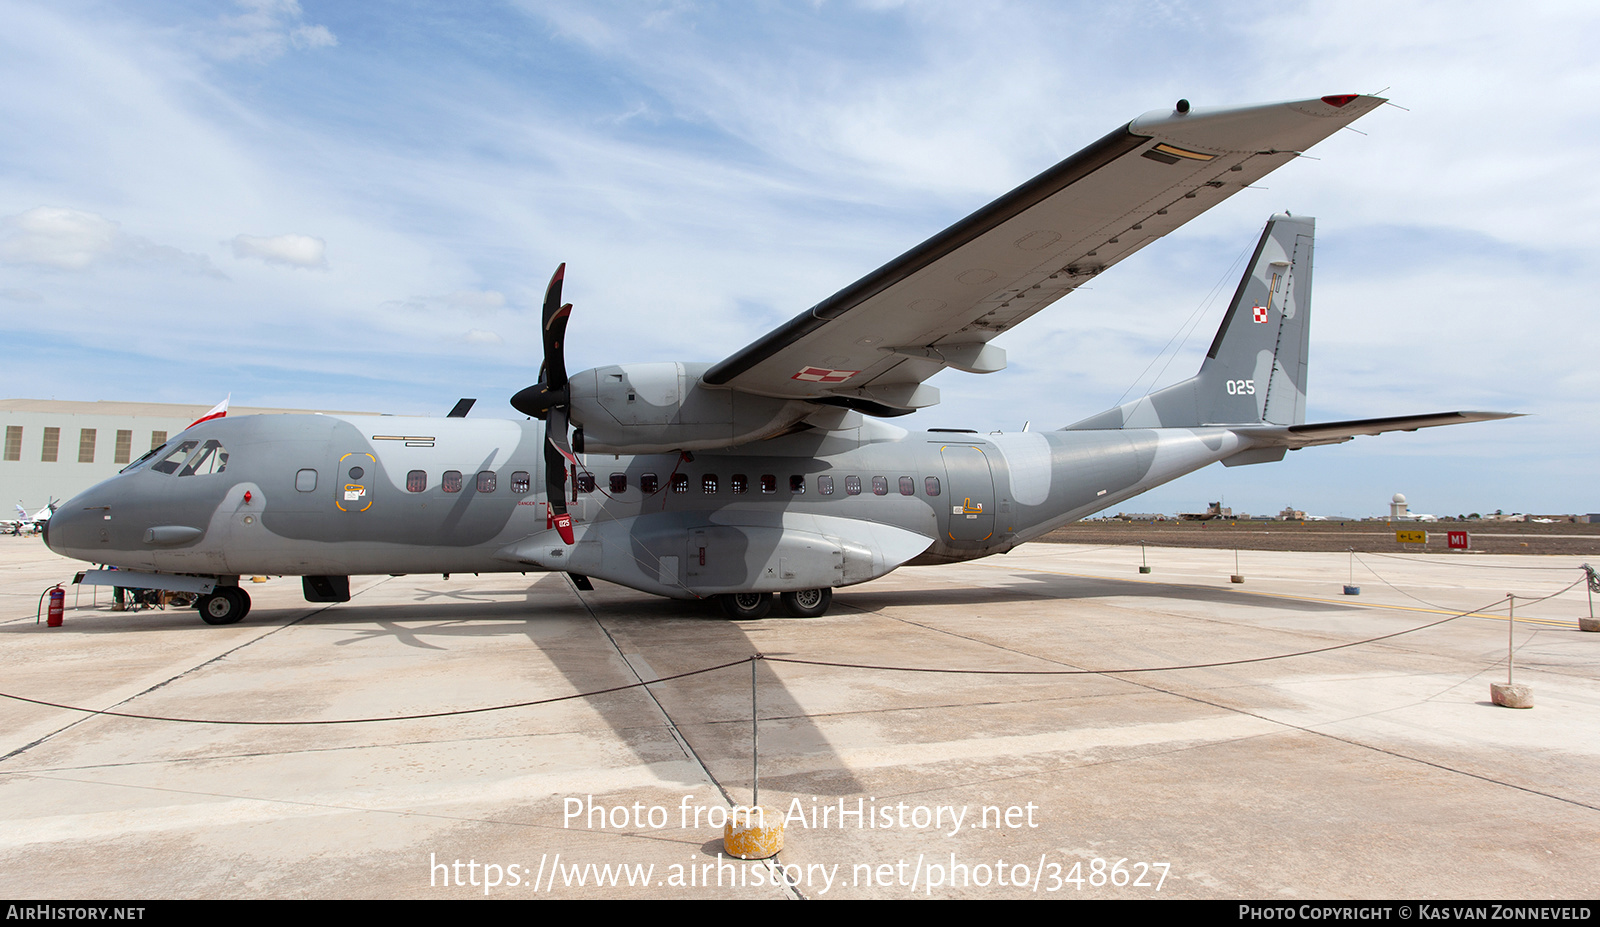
top-left (1195, 213), bottom-right (1314, 426)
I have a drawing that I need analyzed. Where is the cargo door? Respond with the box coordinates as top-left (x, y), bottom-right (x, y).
top-left (939, 444), bottom-right (996, 544)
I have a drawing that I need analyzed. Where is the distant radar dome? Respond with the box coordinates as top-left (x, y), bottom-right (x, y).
top-left (1392, 493), bottom-right (1407, 504)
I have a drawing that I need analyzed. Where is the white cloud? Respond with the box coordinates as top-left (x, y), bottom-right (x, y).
top-left (464, 329), bottom-right (504, 345)
top-left (291, 24), bottom-right (336, 51)
top-left (380, 290), bottom-right (509, 315)
top-left (230, 233), bottom-right (327, 268)
top-left (0, 206), bottom-right (220, 276)
top-left (441, 290), bottom-right (507, 313)
top-left (205, 0), bottom-right (337, 61)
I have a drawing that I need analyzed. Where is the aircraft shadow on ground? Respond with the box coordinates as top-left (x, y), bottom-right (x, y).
top-left (279, 572), bottom-right (873, 797)
top-left (835, 570), bottom-right (1354, 614)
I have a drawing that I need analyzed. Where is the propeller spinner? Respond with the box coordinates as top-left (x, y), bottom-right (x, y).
top-left (511, 264), bottom-right (579, 544)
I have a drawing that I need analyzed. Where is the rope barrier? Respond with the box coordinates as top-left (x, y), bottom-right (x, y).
top-left (13, 572), bottom-right (1588, 726)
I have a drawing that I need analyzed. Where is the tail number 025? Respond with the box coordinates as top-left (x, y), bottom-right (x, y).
top-left (1225, 379), bottom-right (1255, 395)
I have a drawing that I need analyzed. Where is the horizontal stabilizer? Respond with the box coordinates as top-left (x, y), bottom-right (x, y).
top-left (1234, 410), bottom-right (1523, 448)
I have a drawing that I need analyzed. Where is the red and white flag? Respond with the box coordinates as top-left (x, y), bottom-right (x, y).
top-left (188, 395), bottom-right (229, 429)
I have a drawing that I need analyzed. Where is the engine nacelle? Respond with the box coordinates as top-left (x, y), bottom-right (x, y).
top-left (567, 362), bottom-right (815, 454)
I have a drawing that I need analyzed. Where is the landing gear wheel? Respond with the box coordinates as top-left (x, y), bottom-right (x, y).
top-left (780, 588), bottom-right (832, 618)
top-left (718, 592), bottom-right (772, 620)
top-left (198, 587), bottom-right (250, 625)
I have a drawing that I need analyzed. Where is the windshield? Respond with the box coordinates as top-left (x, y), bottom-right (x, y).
top-left (120, 443), bottom-right (167, 474)
top-left (147, 439), bottom-right (229, 476)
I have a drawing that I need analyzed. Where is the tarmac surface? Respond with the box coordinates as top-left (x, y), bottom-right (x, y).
top-left (2, 536), bottom-right (1597, 900)
top-left (1043, 520), bottom-right (1600, 556)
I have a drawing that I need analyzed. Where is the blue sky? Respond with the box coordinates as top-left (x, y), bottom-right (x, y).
top-left (2, 1), bottom-right (1595, 517)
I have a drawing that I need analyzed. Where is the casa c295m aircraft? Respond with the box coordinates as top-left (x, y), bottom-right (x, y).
top-left (46, 94), bottom-right (1514, 624)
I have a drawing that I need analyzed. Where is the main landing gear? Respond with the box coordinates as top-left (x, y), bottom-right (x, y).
top-left (197, 586), bottom-right (251, 625)
top-left (780, 587), bottom-right (831, 618)
top-left (716, 588), bottom-right (832, 619)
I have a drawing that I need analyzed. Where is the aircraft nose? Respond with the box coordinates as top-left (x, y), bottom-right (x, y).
top-left (43, 499), bottom-right (97, 558)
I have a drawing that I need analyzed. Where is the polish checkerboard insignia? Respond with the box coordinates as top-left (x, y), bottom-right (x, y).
top-left (1252, 305), bottom-right (1269, 323)
top-left (792, 366), bottom-right (859, 383)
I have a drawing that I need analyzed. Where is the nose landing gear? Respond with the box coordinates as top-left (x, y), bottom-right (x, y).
top-left (197, 586), bottom-right (251, 625)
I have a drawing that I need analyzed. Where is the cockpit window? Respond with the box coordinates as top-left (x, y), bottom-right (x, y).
top-left (177, 440), bottom-right (228, 477)
top-left (150, 440), bottom-right (199, 474)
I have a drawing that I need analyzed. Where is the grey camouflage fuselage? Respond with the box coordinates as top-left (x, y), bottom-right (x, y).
top-left (44, 213), bottom-right (1509, 606)
top-left (43, 410), bottom-right (1251, 599)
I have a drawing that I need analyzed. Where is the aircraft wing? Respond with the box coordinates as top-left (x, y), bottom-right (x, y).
top-left (702, 95), bottom-right (1386, 415)
top-left (1236, 411), bottom-right (1524, 448)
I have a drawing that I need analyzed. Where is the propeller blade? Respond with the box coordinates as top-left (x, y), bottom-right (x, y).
top-left (510, 264), bottom-right (573, 419)
top-left (542, 264), bottom-right (570, 393)
top-left (547, 406), bottom-right (578, 468)
top-left (523, 261), bottom-right (579, 546)
top-left (544, 407), bottom-right (576, 545)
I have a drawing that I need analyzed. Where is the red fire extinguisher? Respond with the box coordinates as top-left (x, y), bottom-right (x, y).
top-left (43, 585), bottom-right (65, 627)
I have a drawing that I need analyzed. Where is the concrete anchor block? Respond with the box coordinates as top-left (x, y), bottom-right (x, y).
top-left (1490, 682), bottom-right (1533, 709)
top-left (723, 806), bottom-right (784, 859)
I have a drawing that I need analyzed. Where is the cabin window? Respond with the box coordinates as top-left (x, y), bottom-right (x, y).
top-left (872, 476), bottom-right (888, 495)
top-left (511, 471), bottom-right (530, 493)
top-left (818, 475), bottom-right (834, 495)
top-left (641, 473), bottom-right (659, 493)
top-left (151, 440), bottom-right (199, 474)
top-left (610, 473), bottom-right (627, 493)
top-left (730, 473), bottom-right (748, 494)
top-left (295, 468), bottom-right (318, 492)
top-left (113, 430), bottom-right (132, 464)
top-left (924, 477), bottom-right (941, 496)
top-left (790, 475), bottom-right (806, 494)
top-left (703, 474), bottom-right (719, 494)
top-left (844, 475), bottom-right (861, 495)
top-left (407, 470), bottom-right (427, 492)
top-left (477, 470), bottom-right (497, 493)
top-left (442, 470), bottom-right (463, 493)
top-left (577, 472), bottom-right (595, 493)
top-left (760, 474), bottom-right (777, 494)
top-left (899, 476), bottom-right (915, 496)
top-left (671, 473), bottom-right (689, 493)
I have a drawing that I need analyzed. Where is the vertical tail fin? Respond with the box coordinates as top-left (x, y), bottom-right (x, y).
top-left (1065, 213), bottom-right (1314, 430)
